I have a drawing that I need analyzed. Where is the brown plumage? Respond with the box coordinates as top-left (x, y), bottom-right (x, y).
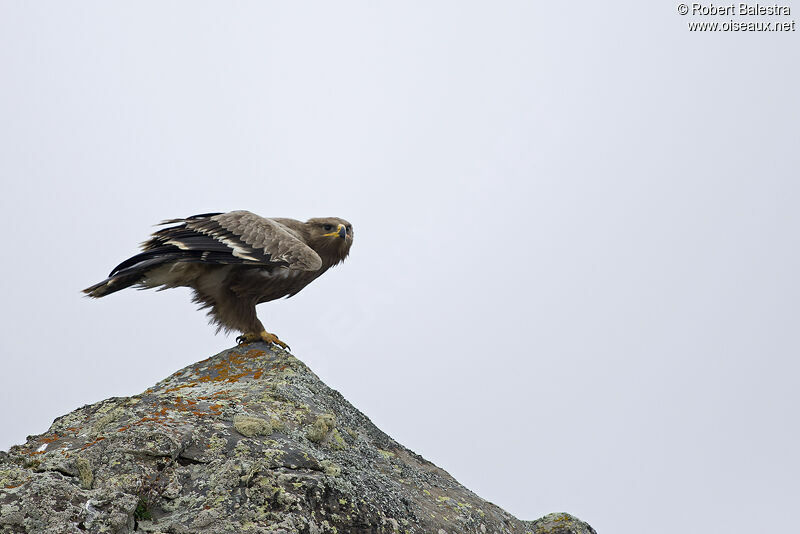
top-left (83, 211), bottom-right (353, 348)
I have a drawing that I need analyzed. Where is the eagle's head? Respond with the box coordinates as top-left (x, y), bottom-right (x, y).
top-left (305, 217), bottom-right (353, 266)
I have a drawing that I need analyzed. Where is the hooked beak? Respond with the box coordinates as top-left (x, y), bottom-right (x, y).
top-left (322, 224), bottom-right (347, 239)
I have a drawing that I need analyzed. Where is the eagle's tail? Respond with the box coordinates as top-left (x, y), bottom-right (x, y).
top-left (82, 272), bottom-right (144, 298)
top-left (82, 255), bottom-right (175, 298)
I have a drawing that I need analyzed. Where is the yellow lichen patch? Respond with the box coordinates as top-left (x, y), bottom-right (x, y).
top-left (328, 429), bottom-right (347, 450)
top-left (306, 414), bottom-right (336, 443)
top-left (208, 434), bottom-right (228, 451)
top-left (233, 415), bottom-right (273, 438)
top-left (76, 457), bottom-right (93, 489)
top-left (234, 440), bottom-right (252, 457)
top-left (320, 460), bottom-right (341, 476)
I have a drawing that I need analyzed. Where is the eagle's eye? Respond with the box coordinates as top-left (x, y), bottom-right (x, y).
top-left (323, 224), bottom-right (334, 232)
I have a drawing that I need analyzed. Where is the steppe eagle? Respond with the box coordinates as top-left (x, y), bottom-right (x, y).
top-left (83, 211), bottom-right (353, 349)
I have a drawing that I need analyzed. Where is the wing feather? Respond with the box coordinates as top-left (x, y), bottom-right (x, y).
top-left (138, 211), bottom-right (322, 272)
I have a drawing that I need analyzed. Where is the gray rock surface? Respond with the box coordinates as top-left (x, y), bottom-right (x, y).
top-left (0, 343), bottom-right (596, 534)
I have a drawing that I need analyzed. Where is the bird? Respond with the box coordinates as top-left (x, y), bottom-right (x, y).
top-left (83, 211), bottom-right (353, 349)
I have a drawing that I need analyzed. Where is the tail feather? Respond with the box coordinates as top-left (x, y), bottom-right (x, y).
top-left (83, 212), bottom-right (234, 299)
top-left (83, 272), bottom-right (146, 298)
top-left (83, 256), bottom-right (175, 298)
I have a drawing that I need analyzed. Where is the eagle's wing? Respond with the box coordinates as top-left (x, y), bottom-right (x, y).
top-left (109, 211), bottom-right (321, 277)
top-left (188, 211), bottom-right (321, 270)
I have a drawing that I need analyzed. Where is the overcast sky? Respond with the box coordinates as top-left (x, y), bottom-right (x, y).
top-left (1, 2), bottom-right (798, 533)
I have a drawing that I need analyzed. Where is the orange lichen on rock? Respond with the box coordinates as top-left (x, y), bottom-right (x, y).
top-left (182, 349), bottom-right (272, 385)
top-left (165, 382), bottom-right (198, 393)
top-left (81, 437), bottom-right (105, 450)
top-left (171, 397), bottom-right (198, 412)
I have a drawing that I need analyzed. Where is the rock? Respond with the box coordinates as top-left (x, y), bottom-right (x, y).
top-left (527, 513), bottom-right (597, 534)
top-left (0, 343), bottom-right (596, 533)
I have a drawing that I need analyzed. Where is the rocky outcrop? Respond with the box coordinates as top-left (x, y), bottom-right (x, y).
top-left (0, 344), bottom-right (595, 534)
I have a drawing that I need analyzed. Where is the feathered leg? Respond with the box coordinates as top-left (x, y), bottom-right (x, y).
top-left (193, 278), bottom-right (289, 350)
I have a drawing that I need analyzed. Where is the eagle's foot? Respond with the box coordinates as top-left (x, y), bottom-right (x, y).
top-left (237, 331), bottom-right (290, 351)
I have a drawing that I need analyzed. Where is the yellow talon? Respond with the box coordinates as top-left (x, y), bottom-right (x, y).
top-left (237, 330), bottom-right (290, 350)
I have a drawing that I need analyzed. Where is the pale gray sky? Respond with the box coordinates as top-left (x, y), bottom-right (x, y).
top-left (1, 2), bottom-right (798, 533)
